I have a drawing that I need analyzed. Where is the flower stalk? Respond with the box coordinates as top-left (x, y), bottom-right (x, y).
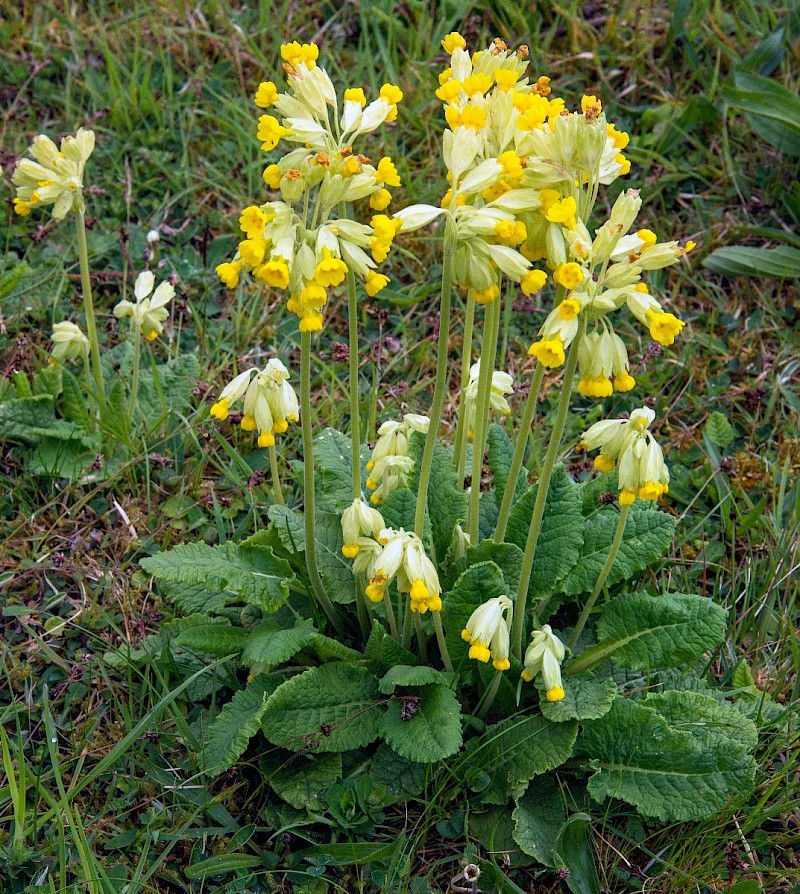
top-left (76, 211), bottom-right (105, 411)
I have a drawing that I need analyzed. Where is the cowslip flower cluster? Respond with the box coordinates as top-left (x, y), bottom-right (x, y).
top-left (214, 42), bottom-right (405, 332)
top-left (521, 625), bottom-right (566, 701)
top-left (341, 498), bottom-right (385, 558)
top-left (358, 528), bottom-right (442, 613)
top-left (581, 406), bottom-right (669, 505)
top-left (365, 413), bottom-right (429, 505)
top-left (113, 271), bottom-right (175, 341)
top-left (210, 358), bottom-right (300, 448)
top-left (12, 128), bottom-right (95, 220)
top-left (462, 361), bottom-right (513, 439)
top-left (461, 595), bottom-right (513, 671)
top-left (50, 321), bottom-right (88, 364)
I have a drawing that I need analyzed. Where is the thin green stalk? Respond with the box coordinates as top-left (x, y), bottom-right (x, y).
top-left (345, 240), bottom-right (362, 500)
top-left (413, 225), bottom-right (455, 537)
top-left (76, 210), bottom-right (105, 409)
top-left (128, 316), bottom-right (141, 424)
top-left (414, 613), bottom-right (427, 661)
top-left (467, 296), bottom-right (500, 542)
top-left (432, 611), bottom-right (453, 672)
top-left (300, 331), bottom-right (343, 630)
top-left (494, 363), bottom-right (545, 542)
top-left (511, 316), bottom-right (587, 659)
top-left (355, 582), bottom-right (370, 641)
top-left (454, 294), bottom-right (475, 484)
top-left (269, 445), bottom-right (284, 506)
top-left (81, 343), bottom-right (95, 418)
top-left (401, 602), bottom-right (412, 649)
top-left (383, 589), bottom-right (398, 641)
top-left (477, 671), bottom-right (503, 719)
top-left (568, 503), bottom-right (629, 651)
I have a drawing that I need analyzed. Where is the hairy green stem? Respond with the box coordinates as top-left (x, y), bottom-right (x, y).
top-left (128, 317), bottom-right (141, 425)
top-left (477, 672), bottom-right (503, 720)
top-left (568, 503), bottom-right (629, 651)
top-left (300, 331), bottom-right (342, 630)
top-left (81, 343), bottom-right (95, 418)
top-left (269, 445), bottom-right (285, 506)
top-left (467, 296), bottom-right (500, 543)
top-left (511, 316), bottom-right (587, 659)
top-left (414, 614), bottom-right (427, 661)
top-left (413, 227), bottom-right (455, 537)
top-left (454, 294), bottom-right (475, 485)
top-left (76, 211), bottom-right (105, 410)
top-left (432, 611), bottom-right (453, 672)
top-left (493, 363), bottom-right (545, 542)
top-left (383, 590), bottom-right (398, 641)
top-left (345, 258), bottom-right (362, 501)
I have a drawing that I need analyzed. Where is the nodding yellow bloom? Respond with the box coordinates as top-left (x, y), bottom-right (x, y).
top-left (594, 454), bottom-right (615, 473)
top-left (545, 196), bottom-right (577, 229)
top-left (577, 329), bottom-right (633, 398)
top-left (581, 94), bottom-right (602, 114)
top-left (520, 269), bottom-right (548, 296)
top-left (444, 105), bottom-right (462, 129)
top-left (365, 271), bottom-right (390, 296)
top-left (470, 283), bottom-right (500, 304)
top-left (552, 262), bottom-right (584, 289)
top-left (497, 150), bottom-right (524, 181)
top-left (558, 298), bottom-right (582, 320)
top-left (299, 282), bottom-right (327, 307)
top-left (341, 498), bottom-right (385, 558)
top-left (255, 258), bottom-right (290, 289)
top-left (607, 122), bottom-right (630, 149)
top-left (647, 310), bottom-right (684, 346)
top-left (379, 83), bottom-right (403, 121)
top-left (637, 228), bottom-right (657, 248)
top-left (521, 625), bottom-right (566, 701)
top-left (254, 81), bottom-right (279, 107)
top-left (50, 321), bottom-right (89, 364)
top-left (441, 32), bottom-right (466, 53)
top-left (529, 336), bottom-right (565, 368)
top-left (462, 596), bottom-right (513, 671)
top-left (314, 248), bottom-right (348, 287)
top-left (342, 156), bottom-right (360, 176)
top-left (280, 41), bottom-right (319, 69)
top-left (493, 68), bottom-right (519, 92)
top-left (215, 261), bottom-right (242, 289)
top-left (438, 67), bottom-right (453, 86)
top-left (239, 206), bottom-right (269, 239)
top-left (344, 87), bottom-right (367, 107)
top-left (463, 72), bottom-right (492, 96)
top-left (238, 237), bottom-right (268, 268)
top-left (460, 106), bottom-right (487, 131)
top-left (374, 156), bottom-right (401, 187)
top-left (370, 214), bottom-right (402, 262)
top-left (113, 270), bottom-right (175, 341)
top-left (369, 188), bottom-right (392, 210)
top-left (436, 80), bottom-right (463, 103)
top-left (257, 115), bottom-right (290, 151)
top-left (263, 164), bottom-right (282, 188)
top-left (616, 154), bottom-right (631, 175)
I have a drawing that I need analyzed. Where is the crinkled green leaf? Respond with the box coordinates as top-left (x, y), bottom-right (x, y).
top-left (569, 592), bottom-right (728, 674)
top-left (538, 672), bottom-right (618, 722)
top-left (176, 623), bottom-right (249, 657)
top-left (578, 697), bottom-right (756, 821)
top-left (308, 633), bottom-right (364, 663)
top-left (315, 509), bottom-right (357, 605)
top-left (371, 745), bottom-right (426, 798)
top-left (380, 683), bottom-right (462, 763)
top-left (554, 814), bottom-right (601, 894)
top-left (314, 427), bottom-right (369, 512)
top-left (512, 775), bottom-right (566, 866)
top-left (200, 676), bottom-right (276, 775)
top-left (267, 504), bottom-right (305, 553)
top-left (562, 503), bottom-right (675, 595)
top-left (378, 665), bottom-right (451, 694)
top-left (141, 539), bottom-right (294, 613)
top-left (380, 487), bottom-right (418, 532)
top-left (261, 664), bottom-right (382, 753)
top-left (505, 465), bottom-right (583, 597)
top-left (427, 441), bottom-right (467, 563)
top-left (487, 422), bottom-right (526, 507)
top-left (450, 539), bottom-right (524, 595)
top-left (704, 412), bottom-right (734, 448)
top-left (137, 352), bottom-right (200, 421)
top-left (242, 618), bottom-right (317, 666)
top-left (267, 751), bottom-right (342, 810)
top-left (462, 713), bottom-right (578, 803)
top-left (470, 808), bottom-right (535, 868)
top-left (0, 395), bottom-right (90, 445)
top-left (60, 369), bottom-right (89, 428)
top-left (645, 690), bottom-right (758, 752)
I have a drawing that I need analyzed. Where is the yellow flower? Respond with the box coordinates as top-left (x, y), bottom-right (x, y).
top-left (636, 228), bottom-right (657, 248)
top-left (647, 311), bottom-right (684, 346)
top-left (314, 249), bottom-right (348, 287)
top-left (374, 156), bottom-right (401, 187)
top-left (438, 67), bottom-right (453, 86)
top-left (379, 83), bottom-right (403, 121)
top-left (581, 94), bottom-right (602, 113)
top-left (280, 41), bottom-right (319, 69)
top-left (545, 196), bottom-right (577, 229)
top-left (529, 337), bottom-right (565, 368)
top-left (215, 261), bottom-right (242, 289)
top-left (344, 87), bottom-right (367, 107)
top-left (493, 68), bottom-right (519, 91)
top-left (255, 259), bottom-right (290, 289)
top-left (365, 271), bottom-right (390, 297)
top-left (557, 298), bottom-right (582, 320)
top-left (436, 80), bottom-right (463, 103)
top-left (369, 188), bottom-right (392, 210)
top-left (607, 123), bottom-right (630, 149)
top-left (263, 164), bottom-right (282, 188)
top-left (497, 150), bottom-right (523, 181)
top-left (254, 81), bottom-right (278, 107)
top-left (238, 237), bottom-right (268, 268)
top-left (441, 32), bottom-right (466, 54)
top-left (239, 206), bottom-right (268, 239)
top-left (470, 283), bottom-right (500, 304)
top-left (463, 73), bottom-right (492, 96)
top-left (552, 262), bottom-right (584, 288)
top-left (257, 115), bottom-right (290, 151)
top-left (520, 269), bottom-right (547, 296)
top-left (460, 106), bottom-right (486, 130)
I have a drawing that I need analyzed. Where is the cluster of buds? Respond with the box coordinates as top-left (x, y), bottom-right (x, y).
top-left (461, 595), bottom-right (513, 671)
top-left (12, 128), bottom-right (95, 220)
top-left (357, 528), bottom-right (442, 613)
top-left (210, 358), bottom-right (300, 449)
top-left (581, 406), bottom-right (669, 504)
top-left (50, 321), bottom-right (89, 364)
top-left (214, 42), bottom-right (405, 332)
top-left (521, 625), bottom-right (566, 701)
top-left (462, 360), bottom-right (514, 439)
top-left (365, 413), bottom-right (429, 505)
top-left (113, 271), bottom-right (175, 341)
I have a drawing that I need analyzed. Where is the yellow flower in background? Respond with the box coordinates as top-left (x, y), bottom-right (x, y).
top-left (254, 81), bottom-right (278, 107)
top-left (113, 271), bottom-right (174, 341)
top-left (441, 32), bottom-right (466, 54)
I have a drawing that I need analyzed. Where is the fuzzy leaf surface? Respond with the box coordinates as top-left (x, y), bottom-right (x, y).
top-left (380, 683), bottom-right (462, 762)
top-left (578, 697), bottom-right (756, 821)
top-left (378, 665), bottom-right (452, 694)
top-left (427, 442), bottom-right (467, 562)
top-left (487, 422), bottom-right (526, 507)
top-left (242, 618), bottom-right (317, 666)
top-left (261, 664), bottom-right (382, 753)
top-left (267, 752), bottom-right (342, 810)
top-left (538, 672), bottom-right (618, 722)
top-left (176, 624), bottom-right (249, 657)
top-left (644, 690), bottom-right (758, 752)
top-left (200, 676), bottom-right (275, 774)
top-left (315, 510), bottom-right (357, 604)
top-left (512, 775), bottom-right (566, 866)
top-left (562, 503), bottom-right (676, 594)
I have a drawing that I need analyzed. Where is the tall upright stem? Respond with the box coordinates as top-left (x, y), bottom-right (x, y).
top-left (76, 210), bottom-right (105, 410)
top-left (269, 445), bottom-right (285, 506)
top-left (413, 227), bottom-right (454, 538)
top-left (300, 331), bottom-right (342, 630)
top-left (511, 316), bottom-right (587, 659)
top-left (433, 612), bottom-right (454, 672)
top-left (494, 363), bottom-right (545, 542)
top-left (128, 317), bottom-right (141, 424)
top-left (568, 503), bottom-right (629, 651)
top-left (453, 295), bottom-right (475, 485)
top-left (346, 268), bottom-right (361, 500)
top-left (467, 296), bottom-right (500, 543)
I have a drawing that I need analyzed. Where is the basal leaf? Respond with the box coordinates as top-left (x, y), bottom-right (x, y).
top-left (315, 510), bottom-right (357, 605)
top-left (644, 690), bottom-right (758, 752)
top-left (261, 664), bottom-right (383, 753)
top-left (486, 422), bottom-right (526, 507)
top-left (569, 591), bottom-right (727, 674)
top-left (176, 623), bottom-right (249, 657)
top-left (538, 672), bottom-right (618, 722)
top-left (578, 697), bottom-right (756, 821)
top-left (505, 464), bottom-right (583, 598)
top-left (702, 245), bottom-right (800, 278)
top-left (554, 814), bottom-right (602, 894)
top-left (370, 745), bottom-right (426, 798)
top-left (242, 618), bottom-right (317, 666)
top-left (450, 540), bottom-right (524, 596)
top-left (380, 683), bottom-right (462, 762)
top-left (266, 751), bottom-right (342, 810)
top-left (512, 775), bottom-right (566, 866)
top-left (427, 441), bottom-right (467, 563)
top-left (461, 713), bottom-right (578, 803)
top-left (562, 503), bottom-right (675, 595)
top-left (378, 665), bottom-right (452, 694)
top-left (724, 70), bottom-right (800, 157)
top-left (267, 504), bottom-right (305, 553)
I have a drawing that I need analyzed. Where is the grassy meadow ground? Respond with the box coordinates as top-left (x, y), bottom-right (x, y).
top-left (1, 1), bottom-right (799, 892)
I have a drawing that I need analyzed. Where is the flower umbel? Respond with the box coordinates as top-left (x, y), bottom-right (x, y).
top-left (113, 271), bottom-right (175, 341)
top-left (521, 625), bottom-right (566, 700)
top-left (461, 595), bottom-right (513, 671)
top-left (50, 321), bottom-right (89, 363)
